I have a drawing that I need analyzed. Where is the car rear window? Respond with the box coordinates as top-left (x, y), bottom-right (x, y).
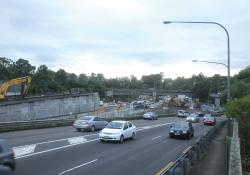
top-left (79, 116), bottom-right (92, 120)
top-left (173, 122), bottom-right (188, 128)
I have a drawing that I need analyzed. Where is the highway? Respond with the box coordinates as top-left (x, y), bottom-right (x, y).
top-left (0, 117), bottom-right (224, 175)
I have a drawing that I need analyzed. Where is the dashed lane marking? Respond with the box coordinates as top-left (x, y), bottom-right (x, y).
top-left (13, 144), bottom-right (36, 157)
top-left (58, 159), bottom-right (98, 175)
top-left (68, 136), bottom-right (87, 145)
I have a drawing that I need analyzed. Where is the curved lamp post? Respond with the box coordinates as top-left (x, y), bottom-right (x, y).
top-left (163, 20), bottom-right (231, 102)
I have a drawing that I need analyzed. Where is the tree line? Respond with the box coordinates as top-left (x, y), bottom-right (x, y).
top-left (0, 57), bottom-right (230, 101)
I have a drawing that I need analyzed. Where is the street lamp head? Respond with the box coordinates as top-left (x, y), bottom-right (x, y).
top-left (163, 21), bottom-right (172, 24)
top-left (192, 60), bottom-right (197, 62)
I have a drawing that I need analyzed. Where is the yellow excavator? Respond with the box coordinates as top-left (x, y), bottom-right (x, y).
top-left (0, 76), bottom-right (31, 100)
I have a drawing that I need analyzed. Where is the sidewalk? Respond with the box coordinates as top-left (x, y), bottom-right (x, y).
top-left (188, 124), bottom-right (227, 175)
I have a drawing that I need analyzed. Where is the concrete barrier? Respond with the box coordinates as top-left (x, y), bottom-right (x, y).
top-left (227, 120), bottom-right (242, 175)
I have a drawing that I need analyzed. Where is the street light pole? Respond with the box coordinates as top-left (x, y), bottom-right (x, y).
top-left (163, 20), bottom-right (231, 102)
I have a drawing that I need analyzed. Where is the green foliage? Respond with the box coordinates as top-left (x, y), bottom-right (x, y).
top-left (225, 96), bottom-right (250, 172)
top-left (0, 57), bottom-right (235, 103)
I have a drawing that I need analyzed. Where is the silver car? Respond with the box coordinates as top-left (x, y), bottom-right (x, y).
top-left (73, 116), bottom-right (108, 132)
top-left (143, 112), bottom-right (158, 120)
top-left (186, 113), bottom-right (200, 123)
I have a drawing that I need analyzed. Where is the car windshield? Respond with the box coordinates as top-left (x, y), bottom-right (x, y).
top-left (204, 114), bottom-right (211, 118)
top-left (206, 116), bottom-right (214, 120)
top-left (106, 122), bottom-right (123, 129)
top-left (189, 114), bottom-right (197, 118)
top-left (78, 116), bottom-right (93, 120)
top-left (173, 123), bottom-right (188, 129)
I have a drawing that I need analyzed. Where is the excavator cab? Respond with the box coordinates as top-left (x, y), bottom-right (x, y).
top-left (0, 76), bottom-right (31, 100)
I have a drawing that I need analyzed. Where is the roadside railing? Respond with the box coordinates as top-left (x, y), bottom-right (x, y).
top-left (157, 120), bottom-right (226, 175)
top-left (0, 110), bottom-right (176, 132)
top-left (226, 119), bottom-right (242, 175)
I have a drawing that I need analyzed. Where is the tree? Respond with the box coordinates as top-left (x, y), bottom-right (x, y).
top-left (54, 69), bottom-right (68, 87)
top-left (30, 65), bottom-right (55, 93)
top-left (10, 59), bottom-right (35, 77)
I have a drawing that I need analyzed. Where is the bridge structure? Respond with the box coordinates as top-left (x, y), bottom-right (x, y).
top-left (106, 88), bottom-right (193, 97)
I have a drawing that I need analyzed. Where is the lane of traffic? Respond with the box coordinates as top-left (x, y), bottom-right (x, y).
top-left (13, 120), bottom-right (213, 175)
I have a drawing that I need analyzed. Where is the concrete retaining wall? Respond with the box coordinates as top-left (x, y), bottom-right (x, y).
top-left (0, 93), bottom-right (99, 122)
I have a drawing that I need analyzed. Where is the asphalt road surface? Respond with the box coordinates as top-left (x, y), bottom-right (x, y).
top-left (0, 117), bottom-right (225, 175)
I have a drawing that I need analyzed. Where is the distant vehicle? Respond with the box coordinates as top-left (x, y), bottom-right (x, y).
top-left (197, 112), bottom-right (204, 117)
top-left (186, 113), bottom-right (200, 123)
top-left (177, 110), bottom-right (186, 118)
top-left (143, 112), bottom-right (158, 120)
top-left (169, 121), bottom-right (194, 139)
top-left (73, 116), bottom-right (108, 132)
top-left (132, 101), bottom-right (145, 109)
top-left (99, 121), bottom-right (136, 143)
top-left (203, 116), bottom-right (216, 126)
top-left (99, 100), bottom-right (104, 106)
top-left (202, 114), bottom-right (212, 121)
top-left (0, 139), bottom-right (16, 171)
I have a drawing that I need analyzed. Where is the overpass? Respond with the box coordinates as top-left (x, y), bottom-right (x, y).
top-left (106, 88), bottom-right (193, 97)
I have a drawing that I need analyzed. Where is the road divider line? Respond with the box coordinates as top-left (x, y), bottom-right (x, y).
top-left (58, 159), bottom-right (98, 175)
top-left (152, 136), bottom-right (162, 140)
top-left (15, 122), bottom-right (174, 159)
top-left (68, 136), bottom-right (87, 145)
top-left (13, 144), bottom-right (36, 157)
top-left (34, 133), bottom-right (99, 145)
top-left (15, 139), bottom-right (99, 159)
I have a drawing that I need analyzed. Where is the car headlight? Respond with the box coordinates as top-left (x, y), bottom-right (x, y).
top-left (183, 131), bottom-right (187, 134)
top-left (170, 130), bottom-right (174, 132)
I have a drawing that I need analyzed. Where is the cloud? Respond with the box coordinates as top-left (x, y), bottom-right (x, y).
top-left (0, 0), bottom-right (249, 79)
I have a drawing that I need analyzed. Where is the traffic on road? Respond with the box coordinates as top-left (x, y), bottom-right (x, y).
top-left (0, 111), bottom-right (226, 175)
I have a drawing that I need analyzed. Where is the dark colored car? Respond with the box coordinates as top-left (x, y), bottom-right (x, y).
top-left (0, 165), bottom-right (13, 175)
top-left (169, 121), bottom-right (194, 139)
top-left (0, 139), bottom-right (16, 171)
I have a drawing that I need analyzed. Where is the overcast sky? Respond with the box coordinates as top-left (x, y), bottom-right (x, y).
top-left (0, 0), bottom-right (249, 79)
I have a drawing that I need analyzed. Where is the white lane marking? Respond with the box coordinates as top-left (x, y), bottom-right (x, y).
top-left (68, 136), bottom-right (87, 145)
top-left (13, 144), bottom-right (36, 157)
top-left (15, 122), bottom-right (174, 159)
top-left (136, 122), bottom-right (172, 131)
top-left (15, 139), bottom-right (99, 159)
top-left (152, 136), bottom-right (162, 140)
top-left (34, 133), bottom-right (98, 145)
top-left (58, 159), bottom-right (98, 175)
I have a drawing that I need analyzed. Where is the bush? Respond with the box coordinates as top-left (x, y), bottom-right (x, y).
top-left (225, 96), bottom-right (250, 172)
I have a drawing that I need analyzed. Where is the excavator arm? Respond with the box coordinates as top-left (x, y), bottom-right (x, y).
top-left (0, 76), bottom-right (31, 100)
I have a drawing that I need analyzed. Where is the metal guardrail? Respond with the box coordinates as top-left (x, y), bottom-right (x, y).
top-left (0, 112), bottom-right (176, 132)
top-left (157, 120), bottom-right (226, 175)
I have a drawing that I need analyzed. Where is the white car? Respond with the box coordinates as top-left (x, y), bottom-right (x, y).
top-left (99, 121), bottom-right (136, 143)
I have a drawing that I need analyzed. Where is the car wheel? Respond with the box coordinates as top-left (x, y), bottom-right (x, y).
top-left (100, 139), bottom-right (104, 143)
top-left (76, 128), bottom-right (81, 132)
top-left (131, 132), bottom-right (135, 140)
top-left (119, 135), bottom-right (124, 143)
top-left (91, 126), bottom-right (95, 132)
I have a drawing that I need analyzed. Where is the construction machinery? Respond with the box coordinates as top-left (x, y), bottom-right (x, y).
top-left (0, 76), bottom-right (31, 100)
